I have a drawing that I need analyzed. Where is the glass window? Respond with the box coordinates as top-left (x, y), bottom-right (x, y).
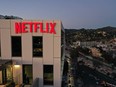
top-left (44, 65), bottom-right (53, 85)
top-left (33, 36), bottom-right (43, 57)
top-left (1, 61), bottom-right (13, 84)
top-left (23, 65), bottom-right (33, 84)
top-left (11, 36), bottom-right (22, 57)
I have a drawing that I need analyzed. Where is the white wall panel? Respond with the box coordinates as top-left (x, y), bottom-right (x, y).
top-left (54, 37), bottom-right (61, 58)
top-left (0, 20), bottom-right (10, 29)
top-left (12, 58), bottom-right (22, 84)
top-left (11, 20), bottom-right (22, 36)
top-left (22, 33), bottom-right (32, 64)
top-left (54, 58), bottom-right (61, 87)
top-left (33, 58), bottom-right (43, 87)
top-left (1, 29), bottom-right (11, 59)
top-left (43, 36), bottom-right (53, 64)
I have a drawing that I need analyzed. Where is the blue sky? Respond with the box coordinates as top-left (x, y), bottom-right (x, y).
top-left (0, 0), bottom-right (116, 29)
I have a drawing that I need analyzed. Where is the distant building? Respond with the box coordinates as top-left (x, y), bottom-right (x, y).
top-left (80, 41), bottom-right (99, 47)
top-left (90, 47), bottom-right (102, 57)
top-left (109, 38), bottom-right (116, 45)
top-left (97, 44), bottom-right (108, 51)
top-left (72, 41), bottom-right (80, 47)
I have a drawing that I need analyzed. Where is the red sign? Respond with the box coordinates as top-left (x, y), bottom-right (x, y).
top-left (15, 22), bottom-right (56, 34)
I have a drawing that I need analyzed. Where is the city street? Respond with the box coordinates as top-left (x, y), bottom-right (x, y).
top-left (66, 46), bottom-right (78, 87)
top-left (78, 65), bottom-right (116, 87)
top-left (65, 46), bottom-right (116, 87)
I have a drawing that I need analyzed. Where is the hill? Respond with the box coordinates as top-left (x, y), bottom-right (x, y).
top-left (65, 26), bottom-right (116, 44)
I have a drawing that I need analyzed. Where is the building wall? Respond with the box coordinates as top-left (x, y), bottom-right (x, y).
top-left (0, 29), bottom-right (1, 58)
top-left (0, 19), bottom-right (64, 87)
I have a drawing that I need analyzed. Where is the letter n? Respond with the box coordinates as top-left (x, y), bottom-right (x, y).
top-left (15, 22), bottom-right (22, 33)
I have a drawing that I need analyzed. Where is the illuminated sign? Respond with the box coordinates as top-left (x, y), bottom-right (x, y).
top-left (15, 22), bottom-right (56, 34)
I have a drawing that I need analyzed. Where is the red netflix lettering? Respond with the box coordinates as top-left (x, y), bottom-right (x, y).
top-left (34, 23), bottom-right (39, 32)
top-left (50, 23), bottom-right (56, 34)
top-left (45, 23), bottom-right (49, 33)
top-left (39, 23), bottom-right (44, 33)
top-left (22, 22), bottom-right (28, 33)
top-left (15, 23), bottom-right (22, 33)
top-left (28, 22), bottom-right (33, 32)
top-left (15, 22), bottom-right (56, 34)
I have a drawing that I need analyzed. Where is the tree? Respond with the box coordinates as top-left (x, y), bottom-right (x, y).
top-left (70, 48), bottom-right (79, 59)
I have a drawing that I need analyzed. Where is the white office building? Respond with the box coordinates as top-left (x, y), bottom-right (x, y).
top-left (0, 19), bottom-right (65, 87)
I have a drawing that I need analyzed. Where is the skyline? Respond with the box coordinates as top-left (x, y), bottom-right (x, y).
top-left (0, 0), bottom-right (116, 29)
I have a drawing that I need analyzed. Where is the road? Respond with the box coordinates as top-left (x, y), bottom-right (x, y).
top-left (66, 46), bottom-right (78, 87)
top-left (78, 65), bottom-right (116, 87)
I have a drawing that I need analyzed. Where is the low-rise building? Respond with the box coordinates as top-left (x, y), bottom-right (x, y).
top-left (0, 19), bottom-right (65, 87)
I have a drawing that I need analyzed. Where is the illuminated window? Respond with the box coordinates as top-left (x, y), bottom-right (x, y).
top-left (33, 36), bottom-right (43, 57)
top-left (11, 36), bottom-right (22, 57)
top-left (23, 65), bottom-right (33, 84)
top-left (44, 65), bottom-right (53, 85)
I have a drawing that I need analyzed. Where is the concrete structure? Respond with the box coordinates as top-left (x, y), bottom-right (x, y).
top-left (80, 41), bottom-right (99, 47)
top-left (0, 19), bottom-right (65, 87)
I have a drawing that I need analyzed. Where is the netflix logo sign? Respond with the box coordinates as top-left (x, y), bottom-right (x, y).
top-left (15, 22), bottom-right (56, 34)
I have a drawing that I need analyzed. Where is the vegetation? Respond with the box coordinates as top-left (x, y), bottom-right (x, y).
top-left (65, 26), bottom-right (116, 44)
top-left (0, 14), bottom-right (22, 19)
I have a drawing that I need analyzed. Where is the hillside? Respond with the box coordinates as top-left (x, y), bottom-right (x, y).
top-left (65, 26), bottom-right (116, 44)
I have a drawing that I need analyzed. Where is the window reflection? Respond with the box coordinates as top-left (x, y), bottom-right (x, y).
top-left (33, 36), bottom-right (43, 57)
top-left (44, 65), bottom-right (53, 85)
top-left (11, 36), bottom-right (22, 57)
top-left (23, 65), bottom-right (32, 84)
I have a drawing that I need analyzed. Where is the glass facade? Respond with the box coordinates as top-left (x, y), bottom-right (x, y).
top-left (33, 36), bottom-right (43, 57)
top-left (6, 65), bottom-right (12, 82)
top-left (43, 65), bottom-right (53, 85)
top-left (23, 65), bottom-right (33, 84)
top-left (0, 60), bottom-right (12, 85)
top-left (11, 36), bottom-right (22, 57)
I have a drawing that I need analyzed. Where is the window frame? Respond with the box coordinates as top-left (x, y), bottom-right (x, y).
top-left (43, 65), bottom-right (54, 85)
top-left (22, 64), bottom-right (33, 85)
top-left (32, 36), bottom-right (43, 57)
top-left (11, 36), bottom-right (22, 57)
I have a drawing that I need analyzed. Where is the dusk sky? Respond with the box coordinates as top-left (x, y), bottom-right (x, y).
top-left (0, 0), bottom-right (116, 29)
